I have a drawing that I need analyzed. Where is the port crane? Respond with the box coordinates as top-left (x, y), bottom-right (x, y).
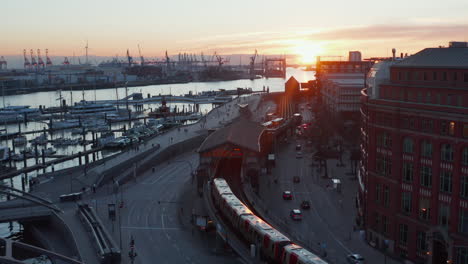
top-left (126, 49), bottom-right (134, 66)
top-left (138, 44), bottom-right (145, 66)
top-left (45, 49), bottom-right (53, 66)
top-left (63, 57), bottom-right (70, 65)
top-left (0, 56), bottom-right (7, 70)
top-left (30, 49), bottom-right (38, 69)
top-left (249, 49), bottom-right (258, 76)
top-left (37, 49), bottom-right (45, 69)
top-left (23, 49), bottom-right (31, 69)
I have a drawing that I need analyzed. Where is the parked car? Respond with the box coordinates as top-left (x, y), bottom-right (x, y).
top-left (296, 151), bottom-right (303, 159)
top-left (296, 144), bottom-right (302, 151)
top-left (301, 200), bottom-right (310, 210)
top-left (282, 191), bottom-right (293, 200)
top-left (347, 254), bottom-right (365, 264)
top-left (290, 209), bottom-right (302, 220)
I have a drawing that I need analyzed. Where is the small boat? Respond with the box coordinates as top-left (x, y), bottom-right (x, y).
top-left (44, 147), bottom-right (57, 156)
top-left (52, 138), bottom-right (80, 147)
top-left (13, 136), bottom-right (27, 146)
top-left (97, 132), bottom-right (115, 147)
top-left (30, 134), bottom-right (48, 145)
top-left (71, 128), bottom-right (84, 135)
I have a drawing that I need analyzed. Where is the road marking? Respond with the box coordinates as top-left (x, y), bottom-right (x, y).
top-left (121, 226), bottom-right (180, 230)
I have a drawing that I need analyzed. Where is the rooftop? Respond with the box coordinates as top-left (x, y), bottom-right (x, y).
top-left (198, 117), bottom-right (264, 153)
top-left (395, 47), bottom-right (468, 68)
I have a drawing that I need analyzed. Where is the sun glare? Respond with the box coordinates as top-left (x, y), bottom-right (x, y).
top-left (293, 42), bottom-right (324, 65)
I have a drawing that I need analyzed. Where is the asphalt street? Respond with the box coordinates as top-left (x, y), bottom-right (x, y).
top-left (246, 104), bottom-right (400, 264)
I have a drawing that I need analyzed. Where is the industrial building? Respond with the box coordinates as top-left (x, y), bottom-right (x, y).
top-left (360, 43), bottom-right (468, 264)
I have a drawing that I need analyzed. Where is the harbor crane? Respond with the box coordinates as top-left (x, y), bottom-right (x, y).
top-left (45, 49), bottom-right (53, 66)
top-left (249, 49), bottom-right (257, 76)
top-left (63, 57), bottom-right (70, 65)
top-left (30, 49), bottom-right (38, 69)
top-left (37, 49), bottom-right (45, 69)
top-left (85, 40), bottom-right (89, 64)
top-left (138, 44), bottom-right (145, 66)
top-left (126, 49), bottom-right (134, 67)
top-left (0, 56), bottom-right (7, 70)
top-left (213, 52), bottom-right (228, 67)
top-left (23, 49), bottom-right (31, 69)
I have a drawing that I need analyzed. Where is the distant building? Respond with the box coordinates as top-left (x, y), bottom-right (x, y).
top-left (316, 55), bottom-right (372, 120)
top-left (360, 43), bottom-right (468, 264)
top-left (349, 51), bottom-right (362, 62)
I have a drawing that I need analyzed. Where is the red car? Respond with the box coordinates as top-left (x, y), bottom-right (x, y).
top-left (283, 191), bottom-right (293, 200)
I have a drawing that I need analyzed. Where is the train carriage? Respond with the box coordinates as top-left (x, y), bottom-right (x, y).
top-left (282, 244), bottom-right (328, 264)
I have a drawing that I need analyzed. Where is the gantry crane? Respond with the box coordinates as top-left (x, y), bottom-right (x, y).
top-left (37, 49), bottom-right (45, 69)
top-left (45, 49), bottom-right (53, 66)
top-left (138, 44), bottom-right (145, 66)
top-left (23, 49), bottom-right (31, 69)
top-left (126, 49), bottom-right (133, 67)
top-left (30, 49), bottom-right (37, 69)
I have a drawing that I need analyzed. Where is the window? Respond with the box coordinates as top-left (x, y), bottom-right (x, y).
top-left (439, 203), bottom-right (450, 229)
top-left (449, 121), bottom-right (456, 136)
top-left (398, 71), bottom-right (403, 80)
top-left (459, 209), bottom-right (468, 234)
top-left (464, 73), bottom-right (468, 82)
top-left (441, 143), bottom-right (453, 162)
top-left (421, 140), bottom-right (433, 158)
top-left (399, 224), bottom-right (408, 245)
top-left (453, 72), bottom-right (458, 81)
top-left (442, 72), bottom-right (447, 81)
top-left (436, 94), bottom-right (441, 104)
top-left (403, 137), bottom-right (414, 153)
top-left (402, 162), bottom-right (413, 182)
top-left (422, 120), bottom-right (434, 133)
top-left (463, 148), bottom-right (468, 166)
top-left (399, 90), bottom-right (404, 100)
top-left (382, 215), bottom-right (389, 235)
top-left (423, 72), bottom-right (428, 81)
top-left (420, 166), bottom-right (432, 187)
top-left (464, 124), bottom-right (468, 138)
top-left (433, 72), bottom-right (438, 80)
top-left (376, 184), bottom-right (381, 204)
top-left (461, 176), bottom-right (468, 199)
top-left (406, 72), bottom-right (411, 80)
top-left (426, 92), bottom-right (431, 103)
top-left (419, 198), bottom-right (431, 221)
top-left (458, 96), bottom-right (462, 107)
top-left (377, 132), bottom-right (392, 148)
top-left (401, 192), bottom-right (412, 214)
top-left (374, 212), bottom-right (380, 231)
top-left (384, 186), bottom-right (390, 208)
top-left (447, 94), bottom-right (452, 105)
top-left (456, 248), bottom-right (468, 264)
top-left (376, 155), bottom-right (392, 177)
top-left (409, 119), bottom-right (415, 129)
top-left (441, 121), bottom-right (448, 135)
top-left (414, 71), bottom-right (420, 80)
top-left (408, 91), bottom-right (413, 101)
top-left (440, 170), bottom-right (453, 193)
top-left (402, 118), bottom-right (409, 128)
top-left (417, 231), bottom-right (427, 252)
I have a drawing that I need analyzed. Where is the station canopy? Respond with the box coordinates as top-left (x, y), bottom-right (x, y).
top-left (198, 117), bottom-right (265, 154)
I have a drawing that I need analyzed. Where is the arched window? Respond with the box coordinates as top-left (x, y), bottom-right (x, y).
top-left (441, 144), bottom-right (453, 162)
top-left (403, 137), bottom-right (414, 153)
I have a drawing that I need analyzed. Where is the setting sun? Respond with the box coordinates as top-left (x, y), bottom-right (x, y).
top-left (293, 42), bottom-right (324, 64)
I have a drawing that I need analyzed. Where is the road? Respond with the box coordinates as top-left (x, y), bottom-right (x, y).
top-left (90, 151), bottom-right (242, 264)
top-left (245, 103), bottom-right (400, 264)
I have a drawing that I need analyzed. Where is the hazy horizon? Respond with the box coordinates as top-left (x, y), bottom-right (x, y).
top-left (2, 0), bottom-right (468, 66)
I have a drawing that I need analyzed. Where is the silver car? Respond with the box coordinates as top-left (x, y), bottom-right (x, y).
top-left (347, 254), bottom-right (365, 264)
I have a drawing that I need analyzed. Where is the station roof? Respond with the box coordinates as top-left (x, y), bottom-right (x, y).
top-left (395, 47), bottom-right (468, 68)
top-left (198, 117), bottom-right (264, 153)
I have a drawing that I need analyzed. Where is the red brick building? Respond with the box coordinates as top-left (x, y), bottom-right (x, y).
top-left (360, 45), bottom-right (468, 264)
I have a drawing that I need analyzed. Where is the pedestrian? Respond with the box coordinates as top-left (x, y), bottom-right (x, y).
top-left (92, 184), bottom-right (96, 193)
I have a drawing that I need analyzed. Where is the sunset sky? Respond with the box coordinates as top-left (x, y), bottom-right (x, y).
top-left (2, 0), bottom-right (468, 64)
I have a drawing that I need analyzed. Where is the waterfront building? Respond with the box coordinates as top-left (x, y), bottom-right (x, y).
top-left (360, 43), bottom-right (468, 264)
top-left (316, 54), bottom-right (372, 120)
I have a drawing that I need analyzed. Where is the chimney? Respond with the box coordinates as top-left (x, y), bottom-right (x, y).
top-left (392, 48), bottom-right (396, 61)
top-left (400, 53), bottom-right (404, 59)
